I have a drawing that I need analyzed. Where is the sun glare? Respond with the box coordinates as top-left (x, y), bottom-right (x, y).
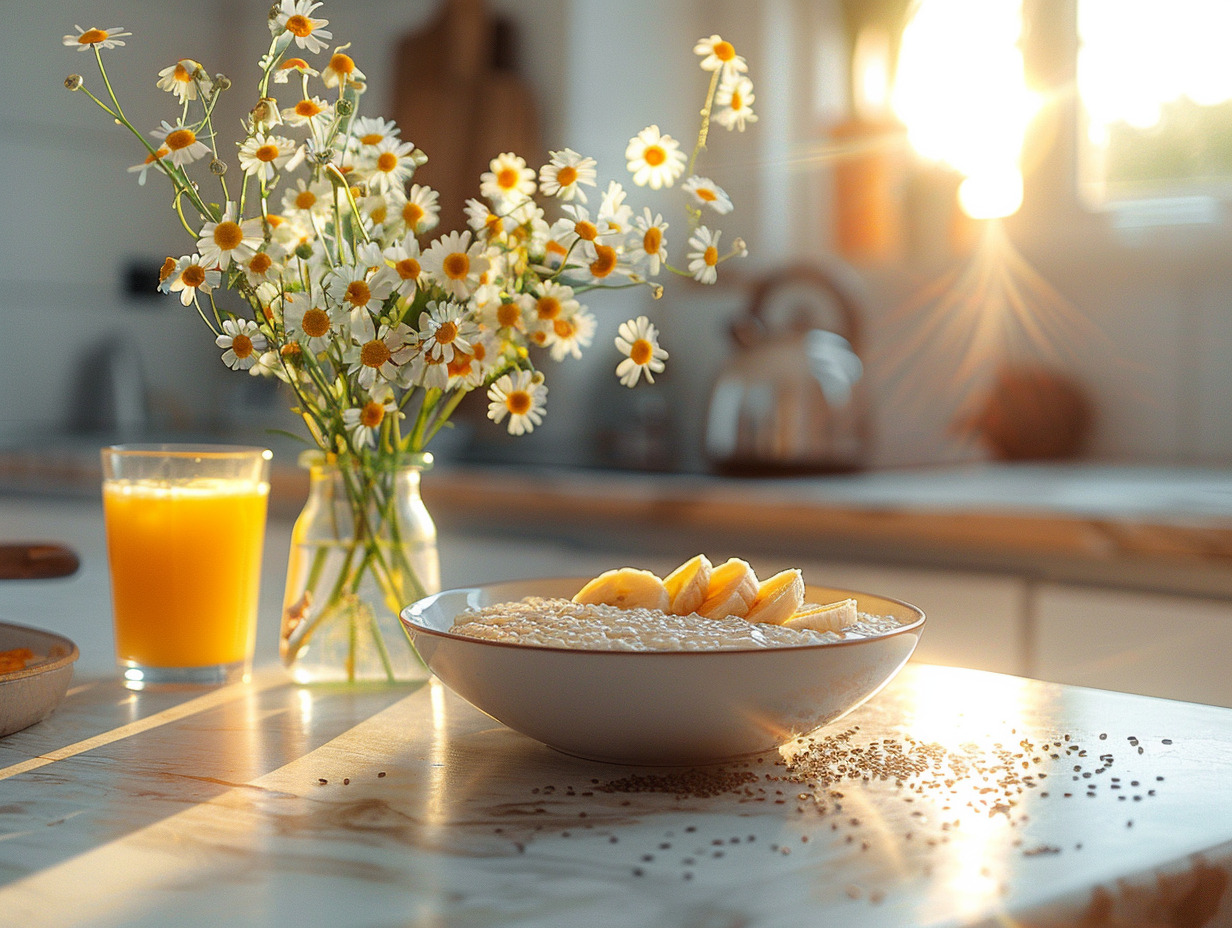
top-left (892, 0), bottom-right (1037, 219)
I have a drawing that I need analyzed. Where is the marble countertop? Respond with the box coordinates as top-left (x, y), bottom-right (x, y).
top-left (1, 663), bottom-right (1230, 927)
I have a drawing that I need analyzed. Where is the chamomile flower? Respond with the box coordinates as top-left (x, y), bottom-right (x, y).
top-left (325, 261), bottom-right (397, 338)
top-left (349, 323), bottom-right (416, 390)
top-left (270, 0), bottom-right (332, 55)
top-left (694, 34), bottom-right (747, 79)
top-left (363, 138), bottom-right (419, 196)
top-left (404, 350), bottom-right (448, 390)
top-left (348, 116), bottom-right (400, 149)
top-left (629, 208), bottom-right (669, 276)
top-left (237, 133), bottom-right (301, 181)
top-left (484, 292), bottom-right (535, 334)
top-left (151, 120), bottom-right (210, 167)
top-left (382, 233), bottom-right (423, 299)
top-left (419, 230), bottom-right (489, 301)
top-left (444, 332), bottom-right (496, 390)
top-left (538, 148), bottom-right (597, 203)
top-left (281, 95), bottom-right (333, 130)
top-left (284, 298), bottom-right (344, 354)
top-left (400, 184), bottom-right (440, 235)
top-left (273, 57), bottom-right (318, 83)
top-left (216, 318), bottom-right (267, 371)
top-left (682, 175), bottom-right (734, 214)
top-left (127, 146), bottom-right (170, 185)
top-left (480, 152), bottom-right (536, 203)
top-left (156, 59), bottom-right (211, 103)
top-left (714, 74), bottom-right (757, 131)
top-left (418, 300), bottom-right (477, 363)
top-left (597, 180), bottom-right (634, 233)
top-left (63, 26), bottom-right (130, 51)
top-left (464, 198), bottom-right (509, 241)
top-left (487, 370), bottom-right (547, 436)
top-left (686, 226), bottom-right (723, 284)
top-left (322, 49), bottom-right (364, 89)
top-left (586, 243), bottom-right (621, 281)
top-left (625, 125), bottom-right (687, 190)
top-left (197, 203), bottom-right (264, 270)
top-left (241, 249), bottom-right (281, 287)
top-left (547, 306), bottom-right (597, 362)
top-left (343, 388), bottom-right (400, 449)
top-left (162, 254), bottom-right (220, 306)
top-left (615, 316), bottom-right (668, 387)
top-left (280, 177), bottom-right (332, 221)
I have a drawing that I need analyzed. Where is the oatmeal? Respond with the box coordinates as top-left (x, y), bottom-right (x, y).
top-left (451, 596), bottom-right (903, 651)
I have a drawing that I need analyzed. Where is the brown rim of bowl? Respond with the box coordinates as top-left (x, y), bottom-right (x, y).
top-left (400, 578), bottom-right (926, 657)
top-left (0, 623), bottom-right (80, 682)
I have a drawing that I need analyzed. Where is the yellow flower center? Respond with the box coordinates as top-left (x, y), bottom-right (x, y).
top-left (395, 257), bottom-right (421, 281)
top-left (301, 308), bottom-right (330, 338)
top-left (473, 341), bottom-right (487, 362)
top-left (181, 264), bottom-right (206, 287)
top-left (553, 318), bottom-right (575, 339)
top-left (403, 202), bottom-right (425, 226)
top-left (695, 187), bottom-right (717, 202)
top-left (643, 227), bottom-right (662, 253)
top-left (630, 338), bottom-right (653, 365)
top-left (78, 28), bottom-right (108, 45)
top-left (159, 257), bottom-right (177, 282)
top-left (281, 342), bottom-right (302, 361)
top-left (256, 143), bottom-right (280, 163)
top-left (144, 146), bottom-right (170, 165)
top-left (345, 280), bottom-right (372, 307)
top-left (714, 40), bottom-right (736, 62)
top-left (731, 89), bottom-right (743, 110)
top-left (173, 63), bottom-right (191, 82)
top-left (546, 240), bottom-right (567, 259)
top-left (442, 253), bottom-right (469, 280)
top-left (295, 99), bottom-right (322, 118)
top-left (435, 320), bottom-right (459, 345)
top-left (360, 401), bottom-right (386, 429)
top-left (295, 190), bottom-right (317, 210)
top-left (360, 339), bottom-right (391, 368)
top-left (590, 244), bottom-right (617, 278)
top-left (249, 252), bottom-right (272, 274)
top-left (213, 221), bottom-right (243, 251)
top-left (165, 128), bottom-right (196, 151)
top-left (446, 353), bottom-right (473, 378)
top-left (536, 295), bottom-right (561, 320)
top-left (704, 245), bottom-right (719, 266)
top-left (282, 57), bottom-right (309, 72)
top-left (370, 204), bottom-right (388, 223)
top-left (329, 53), bottom-right (355, 76)
top-left (376, 152), bottom-right (398, 174)
top-left (574, 220), bottom-right (598, 242)
top-left (361, 132), bottom-right (384, 146)
top-left (497, 301), bottom-right (522, 327)
top-left (555, 165), bottom-right (578, 187)
top-left (231, 334), bottom-right (254, 359)
top-left (285, 15), bottom-right (314, 38)
top-left (643, 145), bottom-right (666, 167)
top-left (505, 390), bottom-right (532, 415)
top-left (497, 167), bottom-right (519, 190)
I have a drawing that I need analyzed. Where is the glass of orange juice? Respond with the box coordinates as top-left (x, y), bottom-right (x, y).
top-left (101, 444), bottom-right (272, 688)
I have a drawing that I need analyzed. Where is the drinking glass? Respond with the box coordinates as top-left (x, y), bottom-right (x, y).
top-left (101, 444), bottom-right (272, 688)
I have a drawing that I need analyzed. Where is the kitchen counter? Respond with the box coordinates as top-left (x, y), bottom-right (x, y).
top-left (2, 662), bottom-right (1231, 927)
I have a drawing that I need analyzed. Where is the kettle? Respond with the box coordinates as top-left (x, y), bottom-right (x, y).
top-left (704, 264), bottom-right (872, 474)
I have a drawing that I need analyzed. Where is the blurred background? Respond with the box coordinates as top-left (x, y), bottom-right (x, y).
top-left (11, 0), bottom-right (1232, 474)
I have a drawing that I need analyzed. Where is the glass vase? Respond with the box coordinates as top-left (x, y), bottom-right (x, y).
top-left (280, 452), bottom-right (440, 683)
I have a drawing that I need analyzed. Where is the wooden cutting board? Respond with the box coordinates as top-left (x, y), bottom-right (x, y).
top-left (391, 0), bottom-right (543, 233)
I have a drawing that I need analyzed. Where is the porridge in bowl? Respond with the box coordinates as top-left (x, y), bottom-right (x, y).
top-left (450, 556), bottom-right (905, 651)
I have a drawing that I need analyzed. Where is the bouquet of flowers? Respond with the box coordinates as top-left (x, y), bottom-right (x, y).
top-left (63, 1), bottom-right (755, 681)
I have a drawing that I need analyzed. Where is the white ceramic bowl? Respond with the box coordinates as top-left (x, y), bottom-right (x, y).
top-left (402, 577), bottom-right (924, 765)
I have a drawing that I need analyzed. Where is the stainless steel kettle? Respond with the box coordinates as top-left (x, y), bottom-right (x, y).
top-left (704, 264), bottom-right (871, 474)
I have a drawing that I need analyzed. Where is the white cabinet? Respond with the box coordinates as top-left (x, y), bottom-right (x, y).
top-left (1031, 583), bottom-right (1232, 708)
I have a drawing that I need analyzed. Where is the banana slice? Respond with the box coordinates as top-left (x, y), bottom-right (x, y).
top-left (697, 558), bottom-right (759, 620)
top-left (663, 554), bottom-right (713, 615)
top-left (745, 568), bottom-right (806, 625)
top-left (783, 598), bottom-right (858, 634)
top-left (573, 568), bottom-right (670, 611)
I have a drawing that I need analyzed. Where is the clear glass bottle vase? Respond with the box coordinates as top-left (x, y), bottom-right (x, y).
top-left (280, 452), bottom-right (440, 683)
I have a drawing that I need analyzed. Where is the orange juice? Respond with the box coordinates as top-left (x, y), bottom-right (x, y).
top-left (103, 479), bottom-right (269, 669)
